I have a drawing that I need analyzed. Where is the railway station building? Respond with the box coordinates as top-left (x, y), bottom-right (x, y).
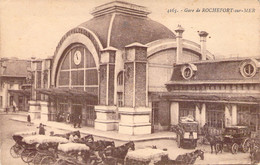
top-left (28, 1), bottom-right (260, 135)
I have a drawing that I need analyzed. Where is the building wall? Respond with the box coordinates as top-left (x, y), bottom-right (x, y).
top-left (148, 48), bottom-right (200, 92)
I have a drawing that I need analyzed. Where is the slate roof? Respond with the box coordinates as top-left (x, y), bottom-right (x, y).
top-left (0, 59), bottom-right (29, 78)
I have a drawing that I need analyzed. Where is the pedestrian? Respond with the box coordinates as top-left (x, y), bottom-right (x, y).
top-left (66, 113), bottom-right (70, 124)
top-left (13, 105), bottom-right (16, 112)
top-left (5, 107), bottom-right (8, 114)
top-left (203, 123), bottom-right (209, 136)
top-left (27, 113), bottom-right (31, 126)
top-left (72, 113), bottom-right (77, 128)
top-left (38, 123), bottom-right (46, 135)
top-left (77, 114), bottom-right (82, 128)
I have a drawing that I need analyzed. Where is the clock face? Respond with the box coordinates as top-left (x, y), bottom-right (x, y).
top-left (73, 50), bottom-right (82, 65)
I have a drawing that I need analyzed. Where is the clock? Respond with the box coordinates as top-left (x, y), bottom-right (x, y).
top-left (73, 50), bottom-right (82, 65)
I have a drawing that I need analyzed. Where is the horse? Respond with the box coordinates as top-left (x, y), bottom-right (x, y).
top-left (250, 139), bottom-right (260, 164)
top-left (204, 134), bottom-right (223, 154)
top-left (175, 149), bottom-right (204, 164)
top-left (86, 140), bottom-right (115, 151)
top-left (99, 141), bottom-right (135, 164)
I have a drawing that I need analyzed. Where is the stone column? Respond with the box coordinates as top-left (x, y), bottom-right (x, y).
top-left (225, 104), bottom-right (232, 127)
top-left (195, 104), bottom-right (201, 125)
top-left (40, 101), bottom-right (48, 122)
top-left (170, 102), bottom-right (179, 125)
top-left (118, 42), bottom-right (151, 135)
top-left (201, 103), bottom-right (206, 127)
top-left (29, 100), bottom-right (41, 120)
top-left (231, 104), bottom-right (237, 125)
top-left (95, 47), bottom-right (118, 131)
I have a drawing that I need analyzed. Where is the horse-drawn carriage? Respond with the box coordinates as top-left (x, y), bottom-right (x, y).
top-left (222, 126), bottom-right (251, 154)
top-left (172, 117), bottom-right (199, 149)
top-left (10, 131), bottom-right (37, 159)
top-left (50, 143), bottom-right (91, 165)
top-left (22, 135), bottom-right (69, 164)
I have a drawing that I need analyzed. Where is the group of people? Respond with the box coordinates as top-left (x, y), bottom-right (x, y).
top-left (57, 112), bottom-right (82, 128)
top-left (64, 113), bottom-right (82, 128)
top-left (5, 105), bottom-right (16, 113)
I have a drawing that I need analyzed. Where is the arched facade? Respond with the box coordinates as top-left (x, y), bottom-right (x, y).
top-left (31, 1), bottom-right (259, 136)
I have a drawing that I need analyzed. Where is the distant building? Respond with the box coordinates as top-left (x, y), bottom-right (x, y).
top-left (0, 58), bottom-right (32, 112)
top-left (28, 1), bottom-right (259, 136)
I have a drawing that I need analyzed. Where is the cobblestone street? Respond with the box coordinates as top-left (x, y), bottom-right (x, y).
top-left (0, 114), bottom-right (252, 164)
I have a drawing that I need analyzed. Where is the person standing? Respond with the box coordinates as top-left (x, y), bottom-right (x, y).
top-left (72, 113), bottom-right (77, 128)
top-left (77, 114), bottom-right (82, 128)
top-left (13, 105), bottom-right (16, 112)
top-left (38, 123), bottom-right (45, 135)
top-left (66, 113), bottom-right (71, 124)
top-left (27, 113), bottom-right (31, 126)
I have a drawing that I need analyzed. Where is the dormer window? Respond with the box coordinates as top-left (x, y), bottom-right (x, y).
top-left (243, 64), bottom-right (255, 77)
top-left (181, 64), bottom-right (197, 80)
top-left (240, 59), bottom-right (258, 78)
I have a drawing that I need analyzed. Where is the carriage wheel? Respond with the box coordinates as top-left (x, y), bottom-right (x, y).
top-left (40, 156), bottom-right (56, 165)
top-left (242, 138), bottom-right (250, 153)
top-left (10, 145), bottom-right (23, 158)
top-left (33, 153), bottom-right (44, 165)
top-left (27, 152), bottom-right (37, 164)
top-left (177, 134), bottom-right (181, 148)
top-left (231, 143), bottom-right (239, 154)
top-left (21, 150), bottom-right (33, 163)
top-left (54, 159), bottom-right (65, 165)
top-left (215, 143), bottom-right (221, 153)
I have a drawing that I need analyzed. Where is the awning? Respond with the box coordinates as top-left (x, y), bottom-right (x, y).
top-left (36, 88), bottom-right (97, 100)
top-left (155, 92), bottom-right (260, 104)
top-left (8, 89), bottom-right (31, 96)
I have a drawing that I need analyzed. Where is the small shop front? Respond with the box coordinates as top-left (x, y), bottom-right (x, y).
top-left (8, 89), bottom-right (31, 111)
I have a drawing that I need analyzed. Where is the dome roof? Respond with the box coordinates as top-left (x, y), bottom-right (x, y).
top-left (78, 1), bottom-right (175, 50)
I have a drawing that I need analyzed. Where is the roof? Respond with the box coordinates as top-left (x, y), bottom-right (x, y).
top-left (0, 59), bottom-right (29, 78)
top-left (79, 1), bottom-right (175, 50)
top-left (160, 92), bottom-right (260, 103)
top-left (36, 88), bottom-right (97, 101)
top-left (167, 58), bottom-right (260, 83)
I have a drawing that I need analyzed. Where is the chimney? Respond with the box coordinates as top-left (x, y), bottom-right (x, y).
top-left (199, 31), bottom-right (209, 60)
top-left (175, 25), bottom-right (184, 63)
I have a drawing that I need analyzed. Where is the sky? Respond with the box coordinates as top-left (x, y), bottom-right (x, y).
top-left (0, 0), bottom-right (259, 60)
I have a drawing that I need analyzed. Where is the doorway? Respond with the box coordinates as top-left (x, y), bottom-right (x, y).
top-left (151, 102), bottom-right (159, 133)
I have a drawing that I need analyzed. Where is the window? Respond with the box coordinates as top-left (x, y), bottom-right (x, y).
top-left (179, 102), bottom-right (195, 119)
top-left (117, 71), bottom-right (124, 86)
top-left (240, 61), bottom-right (257, 78)
top-left (238, 105), bottom-right (259, 131)
top-left (244, 64), bottom-right (254, 76)
top-left (117, 92), bottom-right (123, 107)
top-left (206, 103), bottom-right (225, 128)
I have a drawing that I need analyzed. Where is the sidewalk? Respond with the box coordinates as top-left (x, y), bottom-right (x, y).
top-left (10, 116), bottom-right (176, 142)
top-left (0, 111), bottom-right (27, 116)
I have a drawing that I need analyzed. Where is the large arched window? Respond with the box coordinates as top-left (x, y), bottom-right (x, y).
top-left (57, 44), bottom-right (98, 96)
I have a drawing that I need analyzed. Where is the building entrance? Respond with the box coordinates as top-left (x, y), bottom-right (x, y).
top-left (72, 104), bottom-right (82, 119)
